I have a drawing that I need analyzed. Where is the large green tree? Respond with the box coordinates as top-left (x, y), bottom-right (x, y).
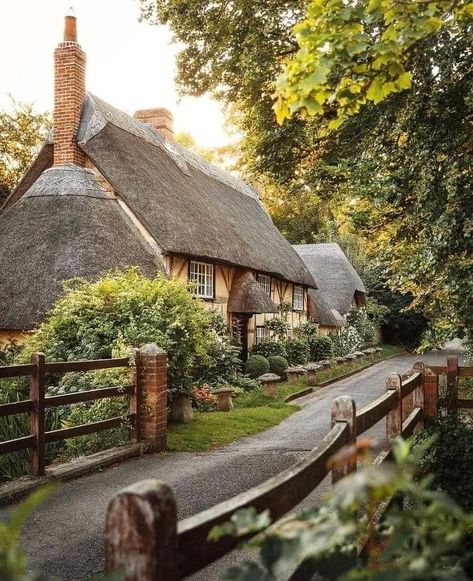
top-left (0, 100), bottom-right (51, 208)
top-left (140, 2), bottom-right (472, 339)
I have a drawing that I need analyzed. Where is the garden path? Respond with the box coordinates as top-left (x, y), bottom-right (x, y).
top-left (0, 349), bottom-right (466, 580)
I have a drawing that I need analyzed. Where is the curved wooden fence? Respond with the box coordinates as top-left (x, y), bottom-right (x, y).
top-left (105, 362), bottom-right (431, 581)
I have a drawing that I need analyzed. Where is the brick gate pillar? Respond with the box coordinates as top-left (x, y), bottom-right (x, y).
top-left (136, 343), bottom-right (168, 452)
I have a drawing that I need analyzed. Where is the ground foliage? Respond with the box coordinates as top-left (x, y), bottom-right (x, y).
top-left (0, 100), bottom-right (50, 207)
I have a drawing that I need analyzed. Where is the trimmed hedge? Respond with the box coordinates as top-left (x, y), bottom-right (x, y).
top-left (250, 340), bottom-right (287, 359)
top-left (268, 355), bottom-right (289, 377)
top-left (245, 355), bottom-right (270, 379)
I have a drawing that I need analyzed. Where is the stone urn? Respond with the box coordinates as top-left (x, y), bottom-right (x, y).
top-left (305, 363), bottom-right (321, 387)
top-left (286, 366), bottom-right (306, 384)
top-left (169, 393), bottom-right (194, 423)
top-left (258, 373), bottom-right (281, 398)
top-left (213, 388), bottom-right (234, 412)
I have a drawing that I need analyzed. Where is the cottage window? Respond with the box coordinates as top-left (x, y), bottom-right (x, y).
top-left (189, 261), bottom-right (214, 299)
top-left (257, 274), bottom-right (271, 296)
top-left (293, 285), bottom-right (304, 311)
top-left (255, 326), bottom-right (270, 344)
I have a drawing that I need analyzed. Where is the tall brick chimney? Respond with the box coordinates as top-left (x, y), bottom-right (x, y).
top-left (134, 108), bottom-right (174, 141)
top-left (53, 9), bottom-right (86, 166)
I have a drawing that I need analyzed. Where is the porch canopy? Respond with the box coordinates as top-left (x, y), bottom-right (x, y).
top-left (228, 272), bottom-right (278, 314)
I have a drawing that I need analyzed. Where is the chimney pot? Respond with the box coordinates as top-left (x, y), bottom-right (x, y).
top-left (64, 10), bottom-right (77, 42)
top-left (134, 108), bottom-right (174, 141)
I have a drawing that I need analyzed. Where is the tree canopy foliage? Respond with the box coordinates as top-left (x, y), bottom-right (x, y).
top-left (0, 100), bottom-right (51, 208)
top-left (274, 0), bottom-right (473, 127)
top-left (141, 1), bottom-right (472, 342)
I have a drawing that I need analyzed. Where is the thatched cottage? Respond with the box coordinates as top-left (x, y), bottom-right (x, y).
top-left (0, 13), bottom-right (315, 358)
top-left (293, 243), bottom-right (367, 332)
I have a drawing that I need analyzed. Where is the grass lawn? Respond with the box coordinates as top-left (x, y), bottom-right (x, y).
top-left (167, 344), bottom-right (405, 453)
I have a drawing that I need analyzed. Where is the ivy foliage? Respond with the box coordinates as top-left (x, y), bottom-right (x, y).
top-left (274, 0), bottom-right (473, 127)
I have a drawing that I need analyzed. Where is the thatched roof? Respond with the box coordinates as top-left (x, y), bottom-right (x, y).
top-left (77, 95), bottom-right (314, 286)
top-left (294, 243), bottom-right (366, 316)
top-left (307, 289), bottom-right (345, 328)
top-left (0, 93), bottom-right (316, 330)
top-left (0, 165), bottom-right (162, 330)
top-left (227, 272), bottom-right (278, 314)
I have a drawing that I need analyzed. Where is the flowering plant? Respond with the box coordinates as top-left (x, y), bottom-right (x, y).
top-left (192, 384), bottom-right (217, 412)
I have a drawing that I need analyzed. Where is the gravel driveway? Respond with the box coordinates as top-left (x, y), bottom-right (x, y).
top-left (0, 349), bottom-right (465, 580)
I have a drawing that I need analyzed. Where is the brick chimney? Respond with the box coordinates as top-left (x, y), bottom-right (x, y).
top-left (53, 9), bottom-right (86, 166)
top-left (134, 108), bottom-right (174, 141)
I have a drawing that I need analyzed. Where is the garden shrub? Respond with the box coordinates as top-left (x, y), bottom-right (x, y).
top-left (417, 414), bottom-right (473, 511)
top-left (331, 327), bottom-right (362, 356)
top-left (21, 269), bottom-right (221, 394)
top-left (233, 375), bottom-right (261, 392)
top-left (192, 384), bottom-right (217, 412)
top-left (1, 269), bottom-right (238, 475)
top-left (283, 338), bottom-right (310, 366)
top-left (308, 334), bottom-right (333, 361)
top-left (244, 355), bottom-right (270, 379)
top-left (267, 355), bottom-right (288, 377)
top-left (0, 340), bottom-right (21, 366)
top-left (250, 339), bottom-right (287, 359)
top-left (263, 317), bottom-right (289, 340)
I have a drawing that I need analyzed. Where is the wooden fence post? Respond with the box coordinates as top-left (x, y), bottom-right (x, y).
top-left (412, 361), bottom-right (425, 429)
top-left (386, 373), bottom-right (402, 440)
top-left (106, 479), bottom-right (178, 581)
top-left (447, 355), bottom-right (459, 414)
top-left (331, 395), bottom-right (356, 483)
top-left (136, 344), bottom-right (168, 452)
top-left (423, 367), bottom-right (439, 419)
top-left (30, 352), bottom-right (45, 477)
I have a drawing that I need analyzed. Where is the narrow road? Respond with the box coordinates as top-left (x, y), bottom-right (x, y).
top-left (1, 349), bottom-right (465, 580)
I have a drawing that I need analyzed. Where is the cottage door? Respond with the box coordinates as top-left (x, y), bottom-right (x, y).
top-left (233, 314), bottom-right (251, 361)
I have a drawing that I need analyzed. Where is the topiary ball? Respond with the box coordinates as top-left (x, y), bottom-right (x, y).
top-left (268, 355), bottom-right (289, 378)
top-left (245, 355), bottom-right (270, 379)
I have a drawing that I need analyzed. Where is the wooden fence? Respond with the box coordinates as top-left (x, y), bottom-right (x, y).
top-left (105, 360), bottom-right (435, 581)
top-left (429, 354), bottom-right (473, 412)
top-left (0, 354), bottom-right (134, 477)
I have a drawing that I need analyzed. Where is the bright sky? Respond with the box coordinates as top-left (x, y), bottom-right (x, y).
top-left (0, 0), bottom-right (231, 147)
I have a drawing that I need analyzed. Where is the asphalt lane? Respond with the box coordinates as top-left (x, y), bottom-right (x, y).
top-left (0, 349), bottom-right (464, 580)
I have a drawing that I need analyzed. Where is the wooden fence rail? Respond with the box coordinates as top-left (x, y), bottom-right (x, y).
top-left (0, 353), bottom-right (134, 476)
top-left (105, 362), bottom-right (434, 581)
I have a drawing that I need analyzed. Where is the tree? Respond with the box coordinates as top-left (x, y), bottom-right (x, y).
top-left (274, 0), bottom-right (473, 128)
top-left (140, 2), bottom-right (471, 339)
top-left (0, 99), bottom-right (51, 207)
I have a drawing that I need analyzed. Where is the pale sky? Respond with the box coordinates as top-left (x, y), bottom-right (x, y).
top-left (0, 0), bottom-right (231, 147)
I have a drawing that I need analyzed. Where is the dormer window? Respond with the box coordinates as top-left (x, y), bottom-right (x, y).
top-left (293, 285), bottom-right (304, 311)
top-left (189, 260), bottom-right (214, 299)
top-left (256, 274), bottom-right (271, 296)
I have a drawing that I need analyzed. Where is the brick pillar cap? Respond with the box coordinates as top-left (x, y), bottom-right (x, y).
top-left (140, 343), bottom-right (166, 355)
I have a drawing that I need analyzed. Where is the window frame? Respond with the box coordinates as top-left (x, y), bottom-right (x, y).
top-left (255, 325), bottom-right (270, 344)
top-left (188, 259), bottom-right (216, 300)
top-left (256, 273), bottom-right (272, 297)
top-left (292, 284), bottom-right (304, 312)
